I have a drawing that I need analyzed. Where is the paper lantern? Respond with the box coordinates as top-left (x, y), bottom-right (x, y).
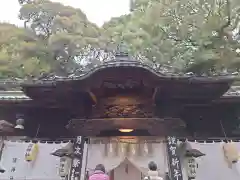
top-left (59, 157), bottom-right (71, 177)
top-left (15, 118), bottom-right (24, 130)
top-left (25, 143), bottom-right (39, 162)
top-left (223, 142), bottom-right (239, 167)
top-left (185, 157), bottom-right (198, 179)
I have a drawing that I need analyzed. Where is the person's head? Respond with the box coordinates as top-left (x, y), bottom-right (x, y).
top-left (95, 164), bottom-right (106, 173)
top-left (148, 161), bottom-right (157, 171)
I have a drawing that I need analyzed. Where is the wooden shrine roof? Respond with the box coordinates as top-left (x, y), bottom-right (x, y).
top-left (0, 47), bottom-right (238, 103)
top-left (0, 91), bottom-right (30, 101)
top-left (0, 48), bottom-right (237, 86)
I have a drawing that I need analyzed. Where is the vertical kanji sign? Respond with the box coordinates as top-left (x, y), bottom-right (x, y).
top-left (69, 136), bottom-right (85, 180)
top-left (10, 157), bottom-right (17, 180)
top-left (166, 136), bottom-right (183, 180)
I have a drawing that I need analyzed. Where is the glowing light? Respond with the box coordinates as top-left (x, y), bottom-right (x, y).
top-left (119, 129), bottom-right (134, 133)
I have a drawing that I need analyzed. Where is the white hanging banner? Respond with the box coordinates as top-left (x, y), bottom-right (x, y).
top-left (166, 136), bottom-right (183, 180)
top-left (69, 136), bottom-right (85, 180)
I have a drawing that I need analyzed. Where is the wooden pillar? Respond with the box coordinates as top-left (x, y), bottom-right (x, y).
top-left (166, 136), bottom-right (183, 180)
top-left (69, 136), bottom-right (85, 180)
top-left (109, 170), bottom-right (114, 180)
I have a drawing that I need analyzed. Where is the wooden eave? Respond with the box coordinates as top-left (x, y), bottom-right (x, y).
top-left (19, 65), bottom-right (235, 102)
top-left (0, 91), bottom-right (30, 100)
top-left (212, 86), bottom-right (240, 103)
top-left (0, 91), bottom-right (75, 108)
top-left (67, 117), bottom-right (187, 136)
top-left (0, 58), bottom-right (237, 103)
top-left (0, 91), bottom-right (31, 106)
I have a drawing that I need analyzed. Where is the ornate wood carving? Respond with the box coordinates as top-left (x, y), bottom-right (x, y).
top-left (91, 96), bottom-right (155, 118)
top-left (102, 79), bottom-right (142, 89)
top-left (92, 104), bottom-right (154, 118)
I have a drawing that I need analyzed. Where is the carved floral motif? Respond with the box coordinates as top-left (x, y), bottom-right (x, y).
top-left (91, 97), bottom-right (155, 118)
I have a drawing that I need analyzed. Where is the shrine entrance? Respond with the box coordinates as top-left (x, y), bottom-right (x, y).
top-left (67, 116), bottom-right (186, 180)
top-left (66, 115), bottom-right (187, 179)
top-left (110, 158), bottom-right (143, 180)
top-left (82, 136), bottom-right (168, 180)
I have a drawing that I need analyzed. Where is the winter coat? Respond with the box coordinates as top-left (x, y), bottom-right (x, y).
top-left (89, 170), bottom-right (109, 180)
top-left (144, 170), bottom-right (163, 180)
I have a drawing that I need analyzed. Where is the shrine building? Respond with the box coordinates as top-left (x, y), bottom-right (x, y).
top-left (0, 48), bottom-right (240, 180)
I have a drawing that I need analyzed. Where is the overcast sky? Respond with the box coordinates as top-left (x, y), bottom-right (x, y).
top-left (0, 0), bottom-right (130, 26)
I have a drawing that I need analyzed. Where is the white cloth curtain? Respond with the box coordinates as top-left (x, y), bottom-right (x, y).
top-left (181, 142), bottom-right (240, 180)
top-left (86, 142), bottom-right (168, 177)
top-left (0, 140), bottom-right (69, 180)
top-left (86, 143), bottom-right (125, 173)
top-left (128, 143), bottom-right (168, 176)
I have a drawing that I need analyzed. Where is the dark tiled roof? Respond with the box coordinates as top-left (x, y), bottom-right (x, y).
top-left (223, 86), bottom-right (240, 96)
top-left (0, 91), bottom-right (30, 100)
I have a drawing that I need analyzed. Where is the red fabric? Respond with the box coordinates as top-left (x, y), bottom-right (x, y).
top-left (89, 170), bottom-right (110, 180)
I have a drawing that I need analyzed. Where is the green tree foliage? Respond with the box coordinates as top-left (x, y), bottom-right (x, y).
top-left (1, 0), bottom-right (240, 78)
top-left (105, 0), bottom-right (240, 75)
top-left (0, 23), bottom-right (50, 78)
top-left (18, 0), bottom-right (102, 75)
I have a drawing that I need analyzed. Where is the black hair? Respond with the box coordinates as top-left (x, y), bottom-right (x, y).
top-left (95, 164), bottom-right (106, 173)
top-left (148, 161), bottom-right (157, 171)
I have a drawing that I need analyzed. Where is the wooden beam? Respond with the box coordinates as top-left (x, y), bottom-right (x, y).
top-left (88, 91), bottom-right (97, 105)
top-left (67, 118), bottom-right (187, 136)
top-left (98, 96), bottom-right (152, 105)
top-left (152, 87), bottom-right (158, 101)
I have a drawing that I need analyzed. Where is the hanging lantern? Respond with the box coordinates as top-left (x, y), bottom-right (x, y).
top-left (179, 141), bottom-right (204, 179)
top-left (185, 157), bottom-right (198, 179)
top-left (223, 142), bottom-right (239, 167)
top-left (59, 157), bottom-right (71, 177)
top-left (15, 115), bottom-right (24, 130)
top-left (25, 143), bottom-right (39, 162)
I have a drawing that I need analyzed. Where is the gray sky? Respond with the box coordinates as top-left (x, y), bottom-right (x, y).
top-left (0, 0), bottom-right (130, 26)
